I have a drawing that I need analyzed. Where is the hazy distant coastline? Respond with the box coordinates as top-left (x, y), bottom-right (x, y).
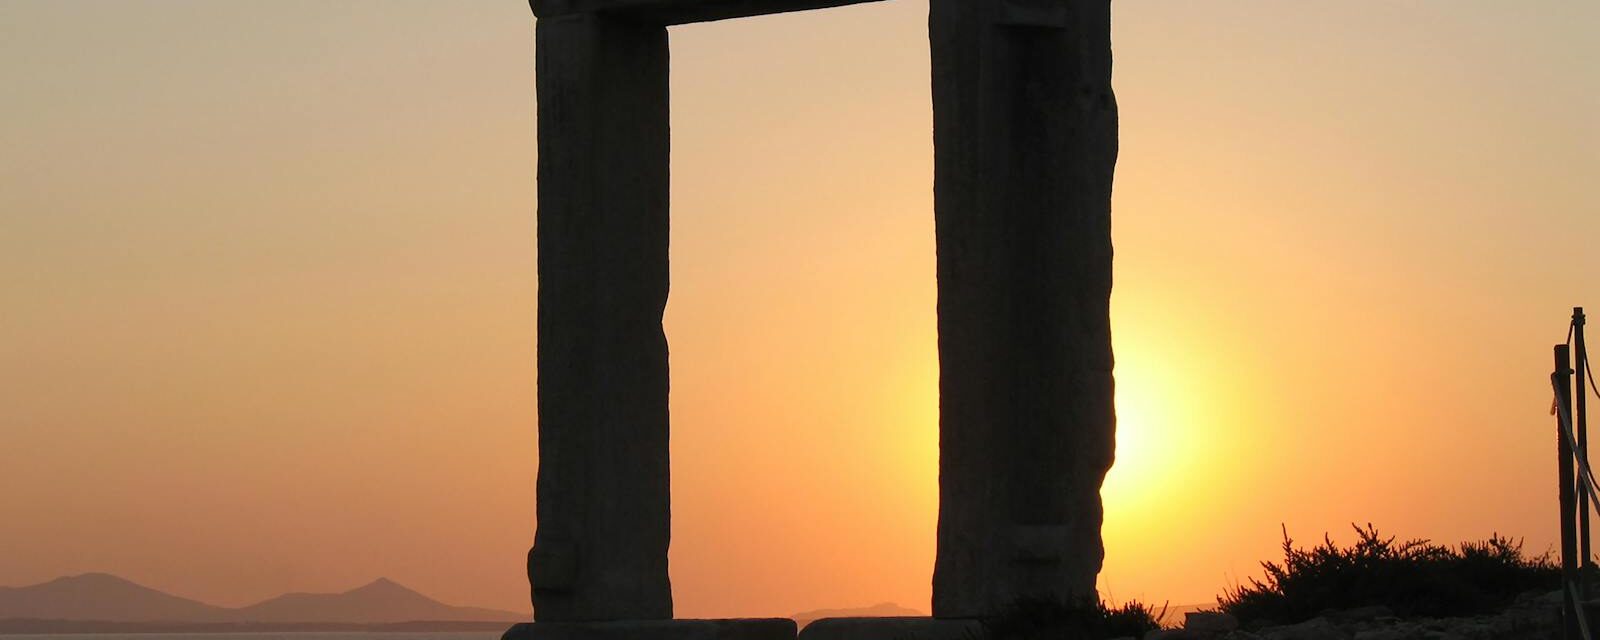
top-left (0, 619), bottom-right (513, 634)
top-left (0, 574), bottom-right (935, 635)
top-left (0, 573), bottom-right (523, 634)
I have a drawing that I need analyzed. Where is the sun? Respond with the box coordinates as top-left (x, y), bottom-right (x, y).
top-left (1102, 345), bottom-right (1195, 511)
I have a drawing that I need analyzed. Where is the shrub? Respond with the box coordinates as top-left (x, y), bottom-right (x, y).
top-left (980, 597), bottom-right (1164, 640)
top-left (1100, 599), bottom-right (1167, 638)
top-left (1219, 523), bottom-right (1560, 625)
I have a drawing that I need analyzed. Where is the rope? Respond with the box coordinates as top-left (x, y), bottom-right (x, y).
top-left (1570, 580), bottom-right (1594, 640)
top-left (1569, 316), bottom-right (1600, 401)
top-left (1587, 345), bottom-right (1600, 402)
top-left (1554, 386), bottom-right (1598, 639)
top-left (1552, 375), bottom-right (1600, 507)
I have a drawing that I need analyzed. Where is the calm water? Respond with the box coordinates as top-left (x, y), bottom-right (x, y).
top-left (0, 634), bottom-right (503, 640)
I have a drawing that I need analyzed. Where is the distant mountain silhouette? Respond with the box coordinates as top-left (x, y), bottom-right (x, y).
top-left (790, 602), bottom-right (923, 629)
top-left (0, 573), bottom-right (522, 625)
top-left (231, 578), bottom-right (521, 623)
top-left (0, 573), bottom-right (226, 623)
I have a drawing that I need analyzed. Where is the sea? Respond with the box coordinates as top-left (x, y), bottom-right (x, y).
top-left (0, 633), bottom-right (503, 640)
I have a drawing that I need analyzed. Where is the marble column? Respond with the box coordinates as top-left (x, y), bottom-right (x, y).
top-left (929, 0), bottom-right (1119, 618)
top-left (529, 12), bottom-right (673, 622)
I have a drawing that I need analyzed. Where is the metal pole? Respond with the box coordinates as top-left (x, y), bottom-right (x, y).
top-left (1558, 343), bottom-right (1580, 640)
top-left (1578, 307), bottom-right (1591, 595)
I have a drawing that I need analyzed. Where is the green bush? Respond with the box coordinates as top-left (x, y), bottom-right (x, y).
top-left (1219, 524), bottom-right (1560, 625)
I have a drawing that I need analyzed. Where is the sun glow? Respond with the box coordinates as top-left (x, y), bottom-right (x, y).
top-left (1103, 343), bottom-right (1193, 512)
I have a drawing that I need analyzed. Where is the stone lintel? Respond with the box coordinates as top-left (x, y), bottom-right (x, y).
top-left (504, 619), bottom-right (797, 640)
top-left (797, 618), bottom-right (985, 640)
top-left (531, 0), bottom-right (885, 26)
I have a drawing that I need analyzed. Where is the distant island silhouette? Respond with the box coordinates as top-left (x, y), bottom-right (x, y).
top-left (0, 573), bottom-right (924, 635)
top-left (0, 573), bottom-right (523, 632)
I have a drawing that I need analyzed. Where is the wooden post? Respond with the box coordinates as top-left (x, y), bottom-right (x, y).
top-left (1558, 343), bottom-right (1579, 639)
top-left (1577, 307), bottom-right (1591, 598)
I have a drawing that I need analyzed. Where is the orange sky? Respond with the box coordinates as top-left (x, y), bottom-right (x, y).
top-left (2, 0), bottom-right (1598, 620)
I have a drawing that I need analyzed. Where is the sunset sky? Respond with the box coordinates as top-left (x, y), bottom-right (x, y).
top-left (3, 0), bottom-right (1598, 620)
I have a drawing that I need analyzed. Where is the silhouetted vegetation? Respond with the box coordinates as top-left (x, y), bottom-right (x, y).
top-left (981, 597), bottom-right (1163, 640)
top-left (1098, 599), bottom-right (1166, 637)
top-left (1219, 524), bottom-right (1560, 626)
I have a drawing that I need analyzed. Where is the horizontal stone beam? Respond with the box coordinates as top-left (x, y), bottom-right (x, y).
top-left (531, 0), bottom-right (885, 25)
top-left (797, 618), bottom-right (983, 640)
top-left (504, 619), bottom-right (796, 640)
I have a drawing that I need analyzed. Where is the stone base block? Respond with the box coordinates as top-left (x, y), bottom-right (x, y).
top-left (796, 617), bottom-right (984, 640)
top-left (504, 618), bottom-right (797, 640)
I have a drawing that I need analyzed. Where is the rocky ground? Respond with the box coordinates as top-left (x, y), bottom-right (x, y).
top-left (1141, 591), bottom-right (1565, 640)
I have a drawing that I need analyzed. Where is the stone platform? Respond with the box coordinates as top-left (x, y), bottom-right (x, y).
top-left (503, 618), bottom-right (796, 640)
top-left (503, 617), bottom-right (987, 640)
top-left (798, 617), bottom-right (984, 640)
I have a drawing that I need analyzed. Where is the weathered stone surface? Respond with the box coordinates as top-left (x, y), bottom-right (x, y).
top-left (796, 617), bottom-right (983, 640)
top-left (505, 618), bottom-right (796, 640)
top-left (1179, 598), bottom-right (1567, 640)
top-left (929, 0), bottom-right (1118, 618)
top-left (529, 12), bottom-right (673, 622)
top-left (531, 0), bottom-right (883, 25)
top-left (1257, 618), bottom-right (1348, 640)
top-left (1322, 607), bottom-right (1391, 624)
top-left (1185, 612), bottom-right (1239, 634)
top-left (1143, 630), bottom-right (1208, 640)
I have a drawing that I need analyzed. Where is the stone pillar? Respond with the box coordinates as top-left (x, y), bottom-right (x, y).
top-left (929, 0), bottom-right (1118, 618)
top-left (529, 13), bottom-right (673, 622)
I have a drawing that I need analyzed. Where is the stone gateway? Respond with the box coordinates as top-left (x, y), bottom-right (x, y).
top-left (515, 0), bottom-right (1116, 637)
